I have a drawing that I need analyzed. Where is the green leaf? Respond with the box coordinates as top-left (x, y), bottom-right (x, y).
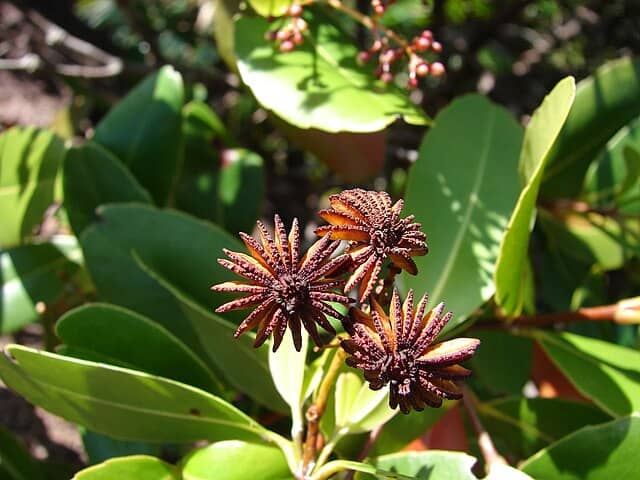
top-left (235, 16), bottom-right (428, 133)
top-left (175, 101), bottom-right (230, 222)
top-left (319, 459), bottom-right (416, 480)
top-left (79, 204), bottom-right (286, 410)
top-left (521, 414), bottom-right (640, 479)
top-left (470, 330), bottom-right (533, 396)
top-left (72, 455), bottom-right (179, 480)
top-left (56, 303), bottom-right (223, 394)
top-left (269, 332), bottom-right (308, 442)
top-left (135, 255), bottom-right (287, 413)
top-left (541, 57), bottom-right (640, 198)
top-left (534, 330), bottom-right (640, 416)
top-left (0, 424), bottom-right (43, 480)
top-left (403, 95), bottom-right (523, 332)
top-left (0, 344), bottom-right (269, 443)
top-left (484, 464), bottom-right (533, 480)
top-left (333, 371), bottom-right (396, 435)
top-left (246, 0), bottom-right (291, 17)
top-left (354, 451), bottom-right (477, 480)
top-left (582, 115), bottom-right (640, 213)
top-left (218, 148), bottom-right (265, 234)
top-left (93, 66), bottom-right (184, 205)
top-left (63, 141), bottom-right (152, 236)
top-left (1, 241), bottom-right (81, 334)
top-left (0, 127), bottom-right (65, 247)
top-left (181, 441), bottom-right (292, 480)
top-left (495, 77), bottom-right (576, 317)
top-left (478, 397), bottom-right (611, 460)
top-left (560, 212), bottom-right (640, 270)
top-left (81, 430), bottom-right (161, 465)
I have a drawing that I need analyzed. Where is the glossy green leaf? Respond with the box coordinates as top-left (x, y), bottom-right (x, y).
top-left (235, 16), bottom-right (428, 133)
top-left (269, 332), bottom-right (307, 441)
top-left (479, 397), bottom-right (611, 460)
top-left (333, 371), bottom-right (396, 435)
top-left (175, 101), bottom-right (228, 222)
top-left (135, 255), bottom-right (287, 412)
top-left (521, 414), bottom-right (640, 479)
top-left (218, 148), bottom-right (265, 234)
top-left (56, 303), bottom-right (223, 394)
top-left (535, 330), bottom-right (640, 416)
top-left (72, 455), bottom-right (179, 480)
top-left (63, 141), bottom-right (152, 236)
top-left (0, 127), bottom-right (65, 247)
top-left (403, 95), bottom-right (523, 332)
top-left (0, 424), bottom-right (43, 480)
top-left (495, 77), bottom-right (576, 317)
top-left (1, 241), bottom-right (81, 334)
top-left (355, 451), bottom-right (477, 480)
top-left (470, 330), bottom-right (533, 396)
top-left (541, 57), bottom-right (640, 198)
top-left (93, 66), bottom-right (184, 205)
top-left (582, 115), bottom-right (640, 213)
top-left (80, 204), bottom-right (285, 410)
top-left (561, 212), bottom-right (640, 270)
top-left (485, 464), bottom-right (533, 480)
top-left (319, 459), bottom-right (415, 480)
top-left (247, 0), bottom-right (291, 17)
top-left (182, 441), bottom-right (292, 480)
top-left (0, 344), bottom-right (269, 443)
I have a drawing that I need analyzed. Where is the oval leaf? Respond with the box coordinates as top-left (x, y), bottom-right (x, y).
top-left (534, 330), bottom-right (640, 417)
top-left (521, 414), bottom-right (640, 479)
top-left (0, 344), bottom-right (269, 444)
top-left (354, 451), bottom-right (477, 480)
top-left (0, 126), bottom-right (65, 248)
top-left (93, 66), bottom-right (184, 205)
top-left (63, 141), bottom-right (152, 236)
top-left (72, 455), bottom-right (178, 480)
top-left (235, 16), bottom-right (427, 133)
top-left (541, 56), bottom-right (640, 198)
top-left (495, 77), bottom-right (576, 317)
top-left (181, 441), bottom-right (292, 480)
top-left (403, 95), bottom-right (523, 332)
top-left (56, 303), bottom-right (223, 394)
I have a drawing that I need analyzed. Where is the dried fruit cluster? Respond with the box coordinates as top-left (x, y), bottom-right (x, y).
top-left (263, 1), bottom-right (446, 89)
top-left (212, 189), bottom-right (478, 413)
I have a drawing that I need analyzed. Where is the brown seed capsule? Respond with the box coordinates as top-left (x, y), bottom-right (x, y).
top-left (341, 289), bottom-right (480, 413)
top-left (316, 189), bottom-right (428, 302)
top-left (212, 215), bottom-right (352, 352)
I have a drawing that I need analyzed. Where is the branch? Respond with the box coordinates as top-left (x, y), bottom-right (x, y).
top-left (480, 298), bottom-right (640, 330)
top-left (461, 386), bottom-right (507, 474)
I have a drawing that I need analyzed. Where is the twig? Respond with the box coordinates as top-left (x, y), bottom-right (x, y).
top-left (8, 9), bottom-right (124, 78)
top-left (461, 386), bottom-right (507, 474)
top-left (479, 302), bottom-right (635, 330)
top-left (301, 348), bottom-right (347, 478)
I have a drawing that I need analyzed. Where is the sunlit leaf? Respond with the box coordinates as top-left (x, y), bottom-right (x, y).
top-left (403, 95), bottom-right (523, 332)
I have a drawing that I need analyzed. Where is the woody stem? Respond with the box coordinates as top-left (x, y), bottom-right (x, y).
top-left (301, 348), bottom-right (347, 476)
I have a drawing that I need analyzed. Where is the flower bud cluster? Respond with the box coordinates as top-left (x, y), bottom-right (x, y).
top-left (371, 0), bottom-right (396, 16)
top-left (265, 4), bottom-right (308, 53)
top-left (357, 29), bottom-right (446, 89)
